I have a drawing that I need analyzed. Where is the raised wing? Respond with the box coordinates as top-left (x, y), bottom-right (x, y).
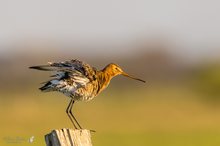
top-left (30, 59), bottom-right (97, 94)
top-left (30, 59), bottom-right (96, 79)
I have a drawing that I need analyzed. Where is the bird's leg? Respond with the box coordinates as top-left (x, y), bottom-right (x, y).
top-left (66, 99), bottom-right (78, 129)
top-left (69, 100), bottom-right (96, 132)
top-left (69, 100), bottom-right (83, 129)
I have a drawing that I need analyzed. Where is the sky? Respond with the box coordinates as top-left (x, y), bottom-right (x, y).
top-left (0, 0), bottom-right (220, 59)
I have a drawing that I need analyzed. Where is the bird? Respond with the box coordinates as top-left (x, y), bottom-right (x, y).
top-left (29, 59), bottom-right (145, 130)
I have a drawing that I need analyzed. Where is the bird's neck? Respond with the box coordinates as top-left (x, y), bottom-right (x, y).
top-left (97, 70), bottom-right (113, 94)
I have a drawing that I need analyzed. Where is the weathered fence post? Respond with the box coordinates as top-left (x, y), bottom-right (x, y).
top-left (45, 129), bottom-right (92, 146)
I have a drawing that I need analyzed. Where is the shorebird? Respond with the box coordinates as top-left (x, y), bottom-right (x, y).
top-left (30, 59), bottom-right (145, 129)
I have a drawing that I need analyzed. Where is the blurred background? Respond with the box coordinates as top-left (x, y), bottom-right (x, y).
top-left (1, 0), bottom-right (220, 145)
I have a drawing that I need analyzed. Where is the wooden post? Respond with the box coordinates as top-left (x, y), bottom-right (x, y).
top-left (45, 129), bottom-right (92, 146)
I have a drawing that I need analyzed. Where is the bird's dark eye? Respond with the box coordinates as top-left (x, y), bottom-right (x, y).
top-left (115, 67), bottom-right (121, 72)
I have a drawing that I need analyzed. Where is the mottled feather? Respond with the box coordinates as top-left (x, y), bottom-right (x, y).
top-left (30, 59), bottom-right (99, 101)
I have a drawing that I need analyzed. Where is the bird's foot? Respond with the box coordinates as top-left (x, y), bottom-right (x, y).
top-left (77, 128), bottom-right (96, 135)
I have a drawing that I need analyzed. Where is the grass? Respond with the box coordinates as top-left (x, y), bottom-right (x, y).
top-left (93, 131), bottom-right (220, 146)
top-left (1, 86), bottom-right (220, 146)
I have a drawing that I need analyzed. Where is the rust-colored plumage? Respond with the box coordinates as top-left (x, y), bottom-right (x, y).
top-left (30, 59), bottom-right (145, 129)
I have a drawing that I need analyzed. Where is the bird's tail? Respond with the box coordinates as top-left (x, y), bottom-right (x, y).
top-left (29, 65), bottom-right (55, 71)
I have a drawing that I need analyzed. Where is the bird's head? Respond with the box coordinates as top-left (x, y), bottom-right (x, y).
top-left (103, 63), bottom-right (146, 83)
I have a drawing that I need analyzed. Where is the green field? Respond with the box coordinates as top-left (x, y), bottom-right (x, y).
top-left (1, 85), bottom-right (220, 146)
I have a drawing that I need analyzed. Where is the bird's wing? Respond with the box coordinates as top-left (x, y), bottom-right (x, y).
top-left (30, 59), bottom-right (98, 93)
top-left (30, 59), bottom-right (97, 82)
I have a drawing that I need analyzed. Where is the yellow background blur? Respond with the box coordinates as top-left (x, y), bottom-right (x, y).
top-left (1, 0), bottom-right (220, 145)
top-left (1, 47), bottom-right (220, 146)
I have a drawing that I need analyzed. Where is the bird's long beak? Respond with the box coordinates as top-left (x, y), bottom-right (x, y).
top-left (122, 72), bottom-right (146, 83)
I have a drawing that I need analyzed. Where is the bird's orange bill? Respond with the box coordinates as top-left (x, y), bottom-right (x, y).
top-left (122, 72), bottom-right (146, 83)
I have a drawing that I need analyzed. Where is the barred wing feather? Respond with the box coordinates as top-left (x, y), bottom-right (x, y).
top-left (30, 59), bottom-right (96, 96)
